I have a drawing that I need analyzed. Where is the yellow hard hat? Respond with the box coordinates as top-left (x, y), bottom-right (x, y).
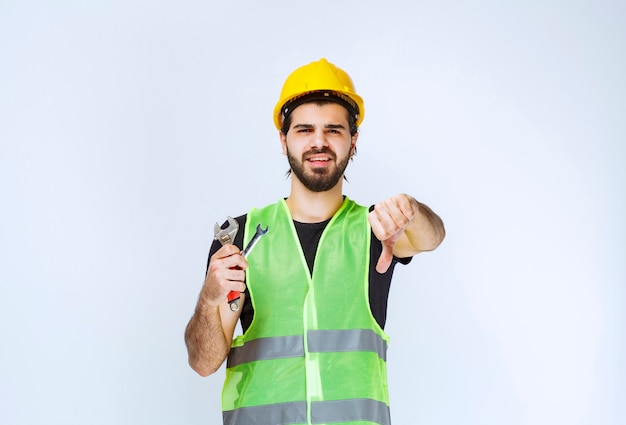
top-left (273, 58), bottom-right (365, 131)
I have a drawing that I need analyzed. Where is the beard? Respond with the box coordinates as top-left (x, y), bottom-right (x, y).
top-left (286, 146), bottom-right (351, 192)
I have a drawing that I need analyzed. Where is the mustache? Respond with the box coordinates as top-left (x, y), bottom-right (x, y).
top-left (303, 147), bottom-right (336, 160)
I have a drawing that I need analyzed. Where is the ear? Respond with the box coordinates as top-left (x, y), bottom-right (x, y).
top-left (280, 131), bottom-right (288, 155)
top-left (350, 132), bottom-right (359, 157)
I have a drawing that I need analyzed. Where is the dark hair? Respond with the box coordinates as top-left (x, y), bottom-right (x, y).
top-left (280, 95), bottom-right (359, 136)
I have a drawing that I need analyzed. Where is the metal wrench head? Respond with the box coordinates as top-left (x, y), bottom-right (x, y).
top-left (241, 224), bottom-right (269, 257)
top-left (214, 216), bottom-right (239, 246)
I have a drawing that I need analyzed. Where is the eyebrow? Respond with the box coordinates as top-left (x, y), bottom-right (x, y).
top-left (292, 123), bottom-right (347, 130)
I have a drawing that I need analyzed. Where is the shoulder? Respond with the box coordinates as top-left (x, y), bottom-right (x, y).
top-left (234, 213), bottom-right (247, 229)
top-left (230, 214), bottom-right (247, 248)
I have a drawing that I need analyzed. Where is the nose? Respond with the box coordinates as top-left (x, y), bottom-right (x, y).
top-left (309, 128), bottom-right (328, 149)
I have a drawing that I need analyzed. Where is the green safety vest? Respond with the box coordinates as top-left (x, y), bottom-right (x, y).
top-left (222, 198), bottom-right (391, 425)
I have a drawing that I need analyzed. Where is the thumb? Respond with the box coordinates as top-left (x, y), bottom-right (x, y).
top-left (375, 243), bottom-right (394, 274)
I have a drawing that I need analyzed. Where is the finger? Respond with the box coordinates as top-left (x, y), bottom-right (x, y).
top-left (225, 254), bottom-right (248, 270)
top-left (369, 207), bottom-right (396, 235)
top-left (396, 195), bottom-right (418, 221)
top-left (213, 244), bottom-right (243, 259)
top-left (374, 197), bottom-right (415, 236)
top-left (367, 211), bottom-right (384, 237)
top-left (382, 198), bottom-right (412, 228)
top-left (213, 250), bottom-right (248, 271)
top-left (369, 208), bottom-right (399, 241)
top-left (225, 280), bottom-right (247, 294)
top-left (206, 257), bottom-right (247, 289)
top-left (376, 244), bottom-right (393, 274)
top-left (223, 267), bottom-right (247, 284)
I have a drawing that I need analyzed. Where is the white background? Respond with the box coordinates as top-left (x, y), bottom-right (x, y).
top-left (1, 1), bottom-right (624, 424)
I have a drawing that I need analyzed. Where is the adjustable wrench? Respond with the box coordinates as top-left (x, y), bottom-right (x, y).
top-left (214, 216), bottom-right (238, 246)
top-left (214, 217), bottom-right (269, 312)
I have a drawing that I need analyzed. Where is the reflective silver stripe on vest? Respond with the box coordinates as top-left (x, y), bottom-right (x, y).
top-left (312, 398), bottom-right (391, 425)
top-left (227, 335), bottom-right (304, 368)
top-left (227, 329), bottom-right (387, 368)
top-left (223, 401), bottom-right (306, 425)
top-left (308, 329), bottom-right (388, 361)
top-left (223, 399), bottom-right (390, 425)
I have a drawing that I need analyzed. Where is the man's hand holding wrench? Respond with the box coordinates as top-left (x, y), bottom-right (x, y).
top-left (210, 217), bottom-right (268, 312)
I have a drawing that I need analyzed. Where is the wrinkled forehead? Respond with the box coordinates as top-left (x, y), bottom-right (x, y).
top-left (287, 101), bottom-right (352, 126)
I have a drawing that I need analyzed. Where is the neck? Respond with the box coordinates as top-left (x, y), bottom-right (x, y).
top-left (285, 179), bottom-right (345, 223)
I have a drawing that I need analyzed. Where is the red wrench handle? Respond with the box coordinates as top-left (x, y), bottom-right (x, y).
top-left (227, 291), bottom-right (241, 311)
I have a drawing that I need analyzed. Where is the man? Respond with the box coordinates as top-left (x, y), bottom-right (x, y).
top-left (185, 58), bottom-right (445, 425)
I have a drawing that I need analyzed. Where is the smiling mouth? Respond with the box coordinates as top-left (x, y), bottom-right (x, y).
top-left (303, 147), bottom-right (336, 166)
top-left (307, 156), bottom-right (331, 163)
